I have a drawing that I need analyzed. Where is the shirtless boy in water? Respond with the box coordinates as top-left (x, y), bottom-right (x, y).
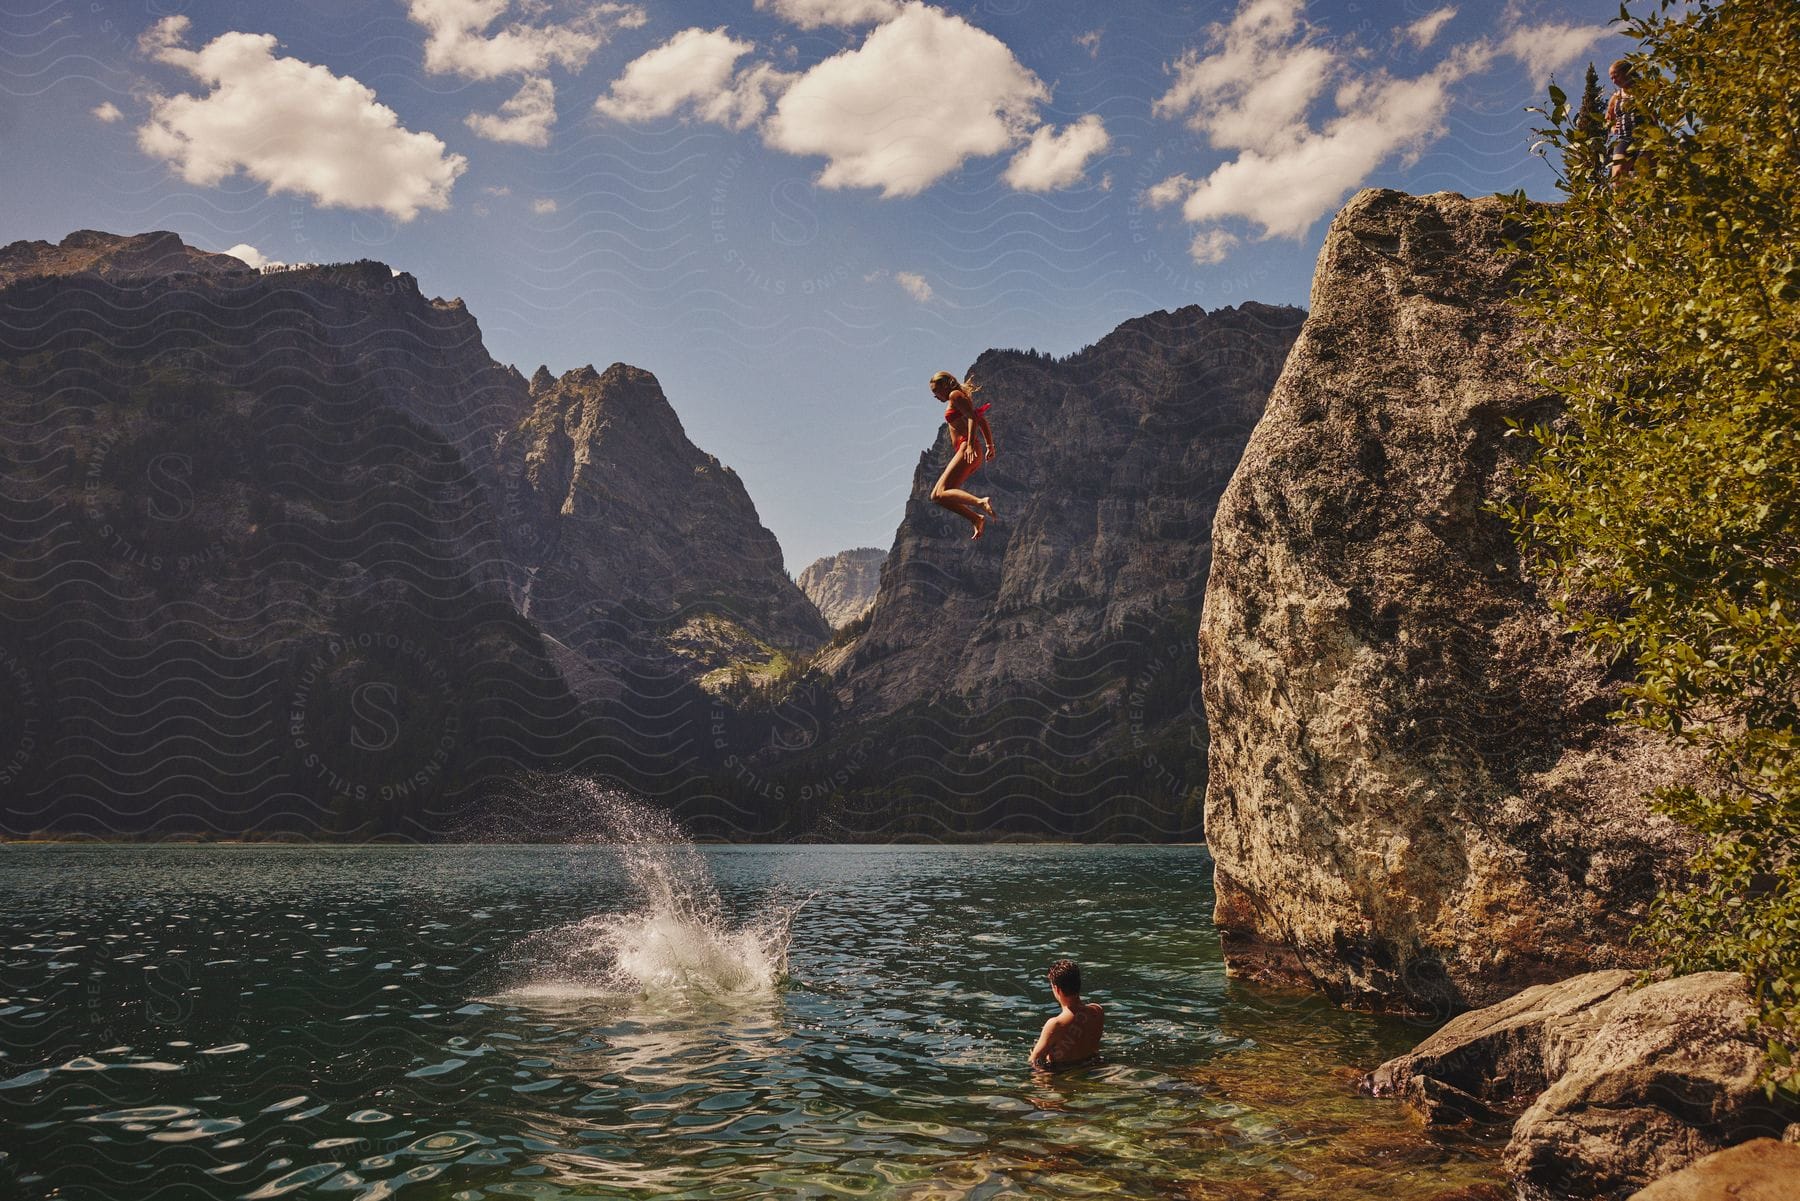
top-left (1028, 959), bottom-right (1103, 1069)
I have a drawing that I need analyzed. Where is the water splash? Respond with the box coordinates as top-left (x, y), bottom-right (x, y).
top-left (510, 788), bottom-right (805, 1000)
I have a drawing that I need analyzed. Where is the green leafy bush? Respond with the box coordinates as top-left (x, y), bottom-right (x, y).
top-left (1505, 0), bottom-right (1800, 1095)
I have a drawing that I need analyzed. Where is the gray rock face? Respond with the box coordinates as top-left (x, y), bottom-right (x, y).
top-left (1627, 1138), bottom-right (1800, 1201)
top-left (1367, 971), bottom-right (1795, 1201)
top-left (499, 362), bottom-right (829, 698)
top-left (0, 235), bottom-right (571, 833)
top-left (833, 302), bottom-right (1303, 719)
top-left (1198, 188), bottom-right (1701, 1013)
top-left (797, 547), bottom-right (885, 629)
top-left (0, 230), bottom-right (828, 832)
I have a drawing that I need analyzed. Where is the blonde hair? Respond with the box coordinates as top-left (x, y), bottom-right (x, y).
top-left (930, 370), bottom-right (979, 399)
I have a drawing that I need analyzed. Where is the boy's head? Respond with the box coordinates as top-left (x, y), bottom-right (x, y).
top-left (1048, 958), bottom-right (1081, 999)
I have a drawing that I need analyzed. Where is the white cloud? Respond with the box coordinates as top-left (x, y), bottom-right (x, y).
top-left (1002, 114), bottom-right (1110, 191)
top-left (406, 0), bottom-right (641, 80)
top-left (465, 75), bottom-right (556, 145)
top-left (1501, 18), bottom-right (1610, 86)
top-left (1154, 0), bottom-right (1335, 156)
top-left (1075, 29), bottom-right (1102, 58)
top-left (1405, 8), bottom-right (1457, 49)
top-left (224, 242), bottom-right (270, 268)
top-left (481, 184), bottom-right (512, 196)
top-left (531, 197), bottom-right (558, 214)
top-left (409, 1), bottom-right (642, 147)
top-left (593, 27), bottom-right (779, 129)
top-left (1176, 49), bottom-right (1488, 239)
top-left (93, 101), bottom-right (123, 122)
top-left (708, 61), bottom-right (798, 130)
top-left (754, 0), bottom-right (900, 30)
top-left (1144, 172), bottom-right (1195, 208)
top-left (1151, 2), bottom-right (1494, 242)
top-left (136, 17), bottom-right (466, 221)
top-left (894, 271), bottom-right (934, 303)
top-left (1188, 229), bottom-right (1239, 264)
top-left (764, 4), bottom-right (1049, 198)
top-left (593, 4), bottom-right (1100, 197)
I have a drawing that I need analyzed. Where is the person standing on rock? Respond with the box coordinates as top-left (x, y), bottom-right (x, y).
top-left (1605, 58), bottom-right (1639, 183)
top-left (928, 370), bottom-right (997, 539)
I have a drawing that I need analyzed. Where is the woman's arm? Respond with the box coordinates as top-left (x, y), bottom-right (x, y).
top-left (975, 412), bottom-right (996, 459)
top-left (950, 390), bottom-right (979, 462)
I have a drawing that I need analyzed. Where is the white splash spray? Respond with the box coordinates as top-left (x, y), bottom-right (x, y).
top-left (514, 789), bottom-right (804, 1000)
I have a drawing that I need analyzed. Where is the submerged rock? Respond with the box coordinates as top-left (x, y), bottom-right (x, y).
top-left (1198, 188), bottom-right (1701, 1014)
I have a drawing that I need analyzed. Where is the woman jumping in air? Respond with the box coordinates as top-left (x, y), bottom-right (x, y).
top-left (928, 369), bottom-right (997, 539)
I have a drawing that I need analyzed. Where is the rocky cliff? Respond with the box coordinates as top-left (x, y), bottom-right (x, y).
top-left (500, 362), bottom-right (827, 699)
top-left (0, 230), bottom-right (823, 836)
top-left (797, 547), bottom-right (884, 628)
top-left (791, 303), bottom-right (1303, 838)
top-left (1197, 189), bottom-right (1700, 1013)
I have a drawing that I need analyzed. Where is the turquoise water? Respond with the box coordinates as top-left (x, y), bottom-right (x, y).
top-left (0, 842), bottom-right (1503, 1199)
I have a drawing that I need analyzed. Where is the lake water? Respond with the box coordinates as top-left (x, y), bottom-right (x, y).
top-left (0, 834), bottom-right (1505, 1199)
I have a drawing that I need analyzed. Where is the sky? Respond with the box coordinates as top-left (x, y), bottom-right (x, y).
top-left (3, 0), bottom-right (1632, 573)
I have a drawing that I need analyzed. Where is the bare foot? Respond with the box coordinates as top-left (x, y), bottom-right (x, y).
top-left (970, 515), bottom-right (985, 540)
top-left (977, 496), bottom-right (996, 520)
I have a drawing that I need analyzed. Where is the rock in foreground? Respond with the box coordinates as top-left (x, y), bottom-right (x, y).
top-left (1363, 970), bottom-right (1635, 1125)
top-left (1627, 1139), bottom-right (1800, 1201)
top-left (1505, 973), bottom-right (1789, 1199)
top-left (1367, 971), bottom-right (1795, 1200)
top-left (1198, 188), bottom-right (1700, 1013)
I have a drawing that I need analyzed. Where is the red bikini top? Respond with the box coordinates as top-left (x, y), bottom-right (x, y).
top-left (944, 400), bottom-right (992, 424)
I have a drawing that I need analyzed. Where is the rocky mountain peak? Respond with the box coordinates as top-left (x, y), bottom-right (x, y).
top-left (499, 357), bottom-right (828, 695)
top-left (0, 228), bottom-right (253, 286)
top-left (826, 300), bottom-right (1305, 720)
top-left (798, 547), bottom-right (886, 628)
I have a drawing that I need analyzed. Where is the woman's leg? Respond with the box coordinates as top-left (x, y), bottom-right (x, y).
top-left (932, 450), bottom-right (989, 510)
top-left (930, 452), bottom-right (987, 534)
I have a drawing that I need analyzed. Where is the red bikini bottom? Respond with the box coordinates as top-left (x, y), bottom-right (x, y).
top-left (947, 437), bottom-right (981, 487)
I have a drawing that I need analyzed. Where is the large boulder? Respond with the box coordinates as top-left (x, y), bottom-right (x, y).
top-left (1505, 973), bottom-right (1791, 1199)
top-left (1363, 970), bottom-right (1635, 1124)
top-left (1368, 972), bottom-right (1796, 1200)
top-left (1198, 188), bottom-right (1701, 1013)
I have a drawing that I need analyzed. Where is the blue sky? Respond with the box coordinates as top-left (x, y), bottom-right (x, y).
top-left (4, 0), bottom-right (1631, 572)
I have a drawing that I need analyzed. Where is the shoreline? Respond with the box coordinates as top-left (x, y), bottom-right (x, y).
top-left (0, 836), bottom-right (1212, 848)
